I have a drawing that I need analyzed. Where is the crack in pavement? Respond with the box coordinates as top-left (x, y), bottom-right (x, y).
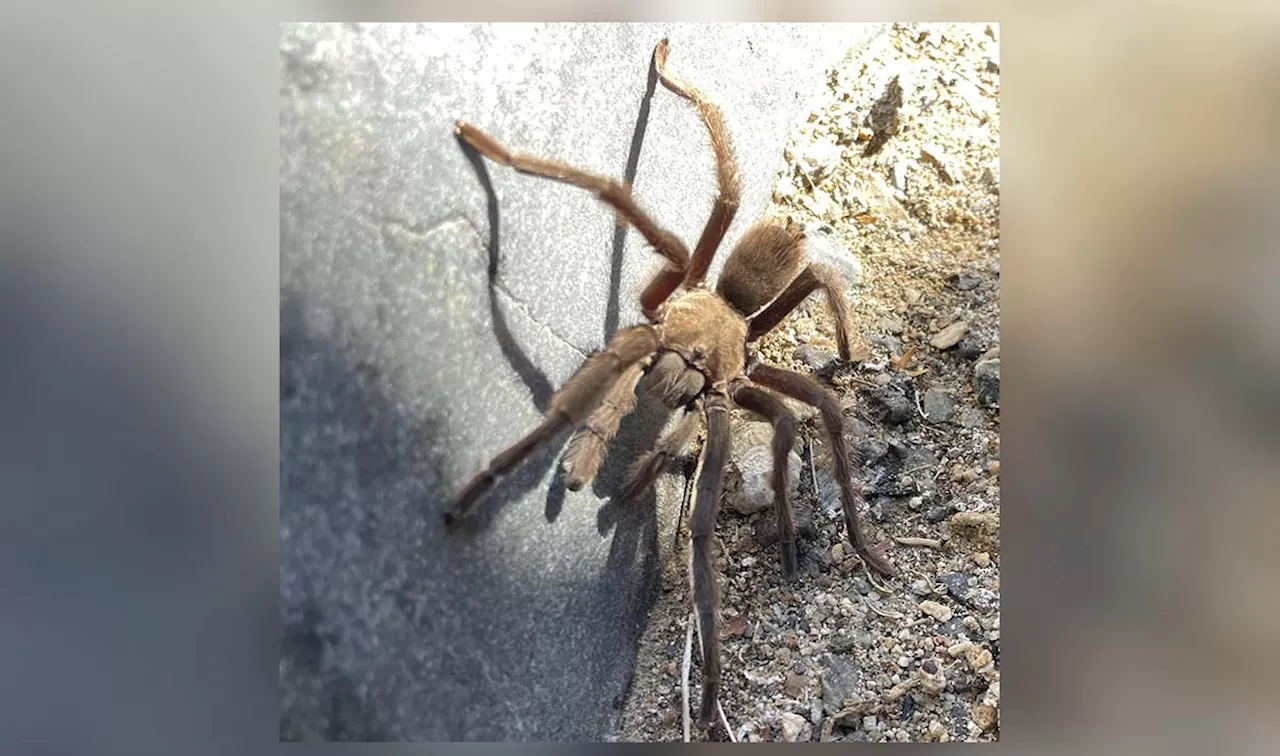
top-left (380, 214), bottom-right (590, 360)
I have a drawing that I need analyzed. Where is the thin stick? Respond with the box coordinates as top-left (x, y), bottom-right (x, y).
top-left (865, 562), bottom-right (894, 594)
top-left (718, 700), bottom-right (737, 742)
top-left (682, 611), bottom-right (694, 743)
top-left (894, 536), bottom-right (943, 549)
top-left (865, 598), bottom-right (905, 620)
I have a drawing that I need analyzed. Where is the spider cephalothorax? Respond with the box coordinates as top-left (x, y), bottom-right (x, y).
top-left (445, 38), bottom-right (898, 732)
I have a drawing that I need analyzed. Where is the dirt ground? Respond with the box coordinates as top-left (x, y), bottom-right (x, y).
top-left (616, 22), bottom-right (1001, 743)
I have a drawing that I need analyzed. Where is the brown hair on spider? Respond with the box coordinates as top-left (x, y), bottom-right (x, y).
top-left (444, 37), bottom-right (898, 732)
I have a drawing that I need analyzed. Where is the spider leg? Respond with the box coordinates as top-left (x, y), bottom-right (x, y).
top-left (445, 325), bottom-right (660, 526)
top-left (689, 390), bottom-right (732, 729)
top-left (618, 404), bottom-right (702, 503)
top-left (731, 382), bottom-right (800, 580)
top-left (653, 38), bottom-right (741, 287)
top-left (454, 121), bottom-right (691, 278)
top-left (560, 361), bottom-right (646, 491)
top-left (747, 261), bottom-right (867, 361)
top-left (746, 363), bottom-right (898, 578)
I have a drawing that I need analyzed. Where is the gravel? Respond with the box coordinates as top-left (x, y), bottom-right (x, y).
top-left (618, 22), bottom-right (999, 743)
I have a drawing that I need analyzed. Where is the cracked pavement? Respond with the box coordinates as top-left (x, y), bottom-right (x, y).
top-left (279, 22), bottom-right (883, 741)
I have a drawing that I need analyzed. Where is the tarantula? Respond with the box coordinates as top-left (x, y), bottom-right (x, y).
top-left (445, 38), bottom-right (898, 731)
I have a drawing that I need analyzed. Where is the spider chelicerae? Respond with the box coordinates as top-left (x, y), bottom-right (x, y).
top-left (444, 37), bottom-right (898, 731)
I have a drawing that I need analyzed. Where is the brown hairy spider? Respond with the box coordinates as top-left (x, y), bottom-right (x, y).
top-left (445, 38), bottom-right (898, 731)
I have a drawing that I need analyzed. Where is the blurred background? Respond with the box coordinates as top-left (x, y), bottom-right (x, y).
top-left (2, 0), bottom-right (1278, 752)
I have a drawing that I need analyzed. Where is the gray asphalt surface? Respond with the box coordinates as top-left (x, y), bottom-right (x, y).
top-left (279, 22), bottom-right (883, 741)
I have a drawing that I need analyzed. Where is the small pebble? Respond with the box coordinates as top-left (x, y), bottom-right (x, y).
top-left (918, 659), bottom-right (946, 695)
top-left (919, 600), bottom-right (954, 622)
top-left (973, 358), bottom-right (999, 406)
top-left (971, 703), bottom-right (998, 732)
top-left (974, 551), bottom-right (991, 568)
top-left (929, 321), bottom-right (970, 349)
top-left (922, 387), bottom-right (955, 423)
top-left (778, 711), bottom-right (812, 742)
top-left (783, 672), bottom-right (809, 697)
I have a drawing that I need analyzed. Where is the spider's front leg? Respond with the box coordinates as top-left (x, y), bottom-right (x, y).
top-left (445, 325), bottom-right (659, 526)
top-left (689, 389), bottom-right (732, 729)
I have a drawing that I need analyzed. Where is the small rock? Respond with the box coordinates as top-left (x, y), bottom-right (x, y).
top-left (859, 383), bottom-right (914, 426)
top-left (726, 421), bottom-right (802, 515)
top-left (919, 600), bottom-right (954, 622)
top-left (796, 344), bottom-right (838, 372)
top-left (897, 655), bottom-right (911, 668)
top-left (851, 576), bottom-right (871, 595)
top-left (927, 719), bottom-right (947, 740)
top-left (926, 503), bottom-right (956, 523)
top-left (862, 714), bottom-right (878, 731)
top-left (779, 711), bottom-right (812, 742)
top-left (922, 387), bottom-right (954, 423)
top-left (904, 287), bottom-right (922, 305)
top-left (971, 703), bottom-right (998, 732)
top-left (910, 578), bottom-right (932, 596)
top-left (950, 510), bottom-right (998, 534)
top-left (974, 551), bottom-right (991, 568)
top-left (929, 321), bottom-right (970, 350)
top-left (947, 272), bottom-right (982, 291)
top-left (964, 644), bottom-right (994, 673)
top-left (783, 672), bottom-right (809, 698)
top-left (954, 334), bottom-right (986, 359)
top-left (918, 659), bottom-right (946, 696)
top-left (821, 654), bottom-right (860, 715)
top-left (973, 358), bottom-right (1000, 407)
top-left (937, 572), bottom-right (972, 605)
top-left (828, 631), bottom-right (857, 653)
top-left (880, 317), bottom-right (904, 335)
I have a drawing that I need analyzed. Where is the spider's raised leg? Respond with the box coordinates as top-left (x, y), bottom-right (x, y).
top-left (731, 382), bottom-right (800, 580)
top-left (455, 122), bottom-right (690, 278)
top-left (747, 260), bottom-right (867, 361)
top-left (653, 38), bottom-right (742, 287)
top-left (618, 404), bottom-right (702, 503)
top-left (560, 361), bottom-right (647, 492)
top-left (446, 325), bottom-right (659, 526)
top-left (689, 390), bottom-right (732, 729)
top-left (746, 363), bottom-right (898, 579)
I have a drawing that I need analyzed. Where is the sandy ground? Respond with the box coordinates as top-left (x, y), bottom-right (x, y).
top-left (616, 22), bottom-right (1001, 743)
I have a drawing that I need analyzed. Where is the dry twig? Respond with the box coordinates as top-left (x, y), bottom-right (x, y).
top-left (682, 611), bottom-right (693, 743)
top-left (894, 535), bottom-right (943, 549)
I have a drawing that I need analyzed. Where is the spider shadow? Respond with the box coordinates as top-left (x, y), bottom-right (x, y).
top-left (454, 46), bottom-right (664, 530)
top-left (592, 395), bottom-right (675, 578)
top-left (603, 42), bottom-right (660, 342)
top-left (454, 134), bottom-right (568, 528)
